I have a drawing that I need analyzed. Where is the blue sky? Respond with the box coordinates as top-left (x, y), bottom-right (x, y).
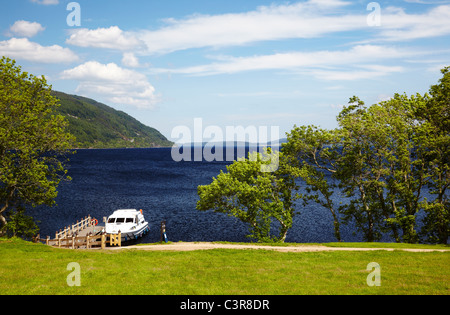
top-left (1, 0), bottom-right (449, 142)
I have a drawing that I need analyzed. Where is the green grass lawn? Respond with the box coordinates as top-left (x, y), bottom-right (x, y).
top-left (0, 238), bottom-right (448, 295)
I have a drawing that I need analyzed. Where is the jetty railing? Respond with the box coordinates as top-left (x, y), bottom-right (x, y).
top-left (34, 215), bottom-right (122, 249)
top-left (35, 232), bottom-right (122, 249)
top-left (55, 215), bottom-right (95, 239)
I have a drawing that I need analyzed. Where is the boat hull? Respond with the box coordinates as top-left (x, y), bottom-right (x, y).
top-left (121, 222), bottom-right (150, 241)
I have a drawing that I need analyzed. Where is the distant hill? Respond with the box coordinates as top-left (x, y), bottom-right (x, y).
top-left (184, 138), bottom-right (287, 147)
top-left (52, 91), bottom-right (173, 149)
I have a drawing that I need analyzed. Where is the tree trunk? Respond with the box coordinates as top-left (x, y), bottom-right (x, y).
top-left (437, 189), bottom-right (449, 244)
top-left (330, 205), bottom-right (341, 242)
top-left (0, 213), bottom-right (7, 229)
top-left (0, 203), bottom-right (9, 230)
top-left (378, 188), bottom-right (399, 242)
top-left (359, 185), bottom-right (374, 242)
top-left (0, 189), bottom-right (14, 229)
top-left (279, 226), bottom-right (288, 243)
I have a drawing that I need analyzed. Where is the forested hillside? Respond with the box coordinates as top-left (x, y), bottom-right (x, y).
top-left (52, 91), bottom-right (173, 148)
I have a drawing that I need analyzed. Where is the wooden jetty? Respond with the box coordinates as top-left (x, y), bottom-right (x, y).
top-left (35, 215), bottom-right (122, 249)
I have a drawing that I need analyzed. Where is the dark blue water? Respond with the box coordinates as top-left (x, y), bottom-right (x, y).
top-left (29, 148), bottom-right (363, 243)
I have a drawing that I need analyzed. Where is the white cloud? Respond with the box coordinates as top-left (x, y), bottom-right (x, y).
top-left (153, 45), bottom-right (416, 80)
top-left (311, 65), bottom-right (404, 81)
top-left (62, 1), bottom-right (450, 56)
top-left (66, 26), bottom-right (143, 50)
top-left (61, 61), bottom-right (158, 109)
top-left (134, 1), bottom-right (450, 55)
top-left (30, 0), bottom-right (59, 5)
top-left (122, 52), bottom-right (140, 68)
top-left (0, 38), bottom-right (78, 63)
top-left (403, 0), bottom-right (450, 4)
top-left (375, 5), bottom-right (450, 42)
top-left (137, 0), bottom-right (361, 55)
top-left (9, 20), bottom-right (45, 38)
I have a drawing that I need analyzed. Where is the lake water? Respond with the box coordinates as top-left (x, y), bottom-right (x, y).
top-left (29, 148), bottom-right (364, 243)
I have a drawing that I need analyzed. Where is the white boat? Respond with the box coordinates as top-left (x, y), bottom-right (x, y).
top-left (105, 209), bottom-right (149, 241)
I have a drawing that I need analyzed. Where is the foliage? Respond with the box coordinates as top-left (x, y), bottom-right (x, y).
top-left (53, 91), bottom-right (173, 148)
top-left (0, 57), bottom-right (75, 235)
top-left (197, 149), bottom-right (299, 242)
top-left (282, 125), bottom-right (342, 241)
top-left (283, 68), bottom-right (450, 244)
top-left (197, 69), bottom-right (448, 244)
top-left (4, 206), bottom-right (39, 239)
top-left (416, 67), bottom-right (450, 244)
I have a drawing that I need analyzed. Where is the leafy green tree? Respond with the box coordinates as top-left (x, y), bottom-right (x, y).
top-left (379, 94), bottom-right (430, 243)
top-left (335, 97), bottom-right (386, 242)
top-left (283, 125), bottom-right (342, 241)
top-left (197, 149), bottom-right (299, 242)
top-left (416, 67), bottom-right (450, 244)
top-left (336, 83), bottom-right (448, 243)
top-left (0, 57), bottom-right (75, 235)
top-left (283, 68), bottom-right (449, 243)
top-left (4, 206), bottom-right (39, 239)
top-left (335, 95), bottom-right (427, 242)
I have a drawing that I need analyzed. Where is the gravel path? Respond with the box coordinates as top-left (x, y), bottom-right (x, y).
top-left (107, 242), bottom-right (450, 253)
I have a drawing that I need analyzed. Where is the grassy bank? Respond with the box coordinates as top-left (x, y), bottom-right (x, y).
top-left (0, 238), bottom-right (448, 295)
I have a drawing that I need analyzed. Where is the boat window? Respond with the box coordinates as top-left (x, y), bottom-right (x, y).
top-left (107, 218), bottom-right (115, 223)
top-left (126, 218), bottom-right (134, 223)
top-left (116, 218), bottom-right (125, 223)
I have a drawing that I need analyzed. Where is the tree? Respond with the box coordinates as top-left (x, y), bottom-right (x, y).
top-left (416, 67), bottom-right (450, 244)
top-left (379, 94), bottom-right (430, 243)
top-left (282, 67), bottom-right (449, 244)
top-left (0, 57), bottom-right (75, 235)
top-left (197, 149), bottom-right (299, 243)
top-left (335, 96), bottom-right (419, 242)
top-left (283, 125), bottom-right (342, 241)
top-left (4, 206), bottom-right (39, 239)
top-left (335, 84), bottom-right (448, 243)
top-left (334, 97), bottom-right (384, 242)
